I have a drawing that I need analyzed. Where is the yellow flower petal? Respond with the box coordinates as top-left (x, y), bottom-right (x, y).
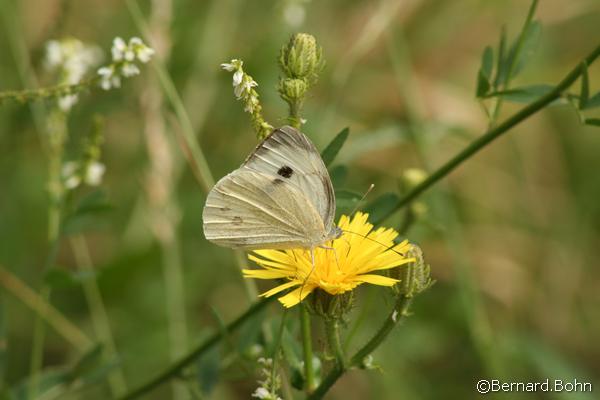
top-left (278, 284), bottom-right (317, 308)
top-left (243, 212), bottom-right (415, 307)
top-left (355, 274), bottom-right (399, 286)
top-left (260, 280), bottom-right (300, 298)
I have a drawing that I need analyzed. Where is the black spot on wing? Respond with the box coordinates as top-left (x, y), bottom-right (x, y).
top-left (273, 178), bottom-right (284, 185)
top-left (232, 216), bottom-right (243, 225)
top-left (277, 165), bottom-right (294, 178)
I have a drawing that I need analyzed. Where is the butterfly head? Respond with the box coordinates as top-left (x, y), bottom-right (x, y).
top-left (327, 225), bottom-right (343, 242)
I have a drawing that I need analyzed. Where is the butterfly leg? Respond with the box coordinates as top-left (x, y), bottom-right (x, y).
top-left (318, 244), bottom-right (341, 271)
top-left (299, 247), bottom-right (316, 303)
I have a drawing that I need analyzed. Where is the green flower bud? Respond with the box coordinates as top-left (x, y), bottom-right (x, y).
top-left (279, 33), bottom-right (323, 83)
top-left (401, 168), bottom-right (427, 190)
top-left (278, 78), bottom-right (308, 103)
top-left (307, 289), bottom-right (354, 321)
top-left (394, 244), bottom-right (433, 297)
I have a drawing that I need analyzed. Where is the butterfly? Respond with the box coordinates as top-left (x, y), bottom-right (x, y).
top-left (202, 126), bottom-right (342, 251)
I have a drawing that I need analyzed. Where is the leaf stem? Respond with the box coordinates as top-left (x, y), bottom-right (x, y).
top-left (376, 42), bottom-right (600, 224)
top-left (307, 295), bottom-right (412, 399)
top-left (117, 297), bottom-right (274, 400)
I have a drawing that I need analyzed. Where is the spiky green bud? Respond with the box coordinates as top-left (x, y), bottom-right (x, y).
top-left (279, 33), bottom-right (323, 83)
top-left (394, 244), bottom-right (433, 297)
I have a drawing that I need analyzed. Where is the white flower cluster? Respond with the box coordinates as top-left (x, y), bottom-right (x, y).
top-left (44, 38), bottom-right (103, 111)
top-left (97, 37), bottom-right (155, 90)
top-left (221, 59), bottom-right (260, 113)
top-left (251, 358), bottom-right (282, 400)
top-left (62, 160), bottom-right (106, 189)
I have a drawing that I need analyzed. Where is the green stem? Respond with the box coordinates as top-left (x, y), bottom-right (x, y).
top-left (375, 42), bottom-right (600, 224)
top-left (0, 79), bottom-right (97, 105)
top-left (117, 297), bottom-right (274, 400)
top-left (307, 295), bottom-right (412, 400)
top-left (300, 304), bottom-right (316, 393)
top-left (325, 319), bottom-right (345, 370)
top-left (70, 235), bottom-right (127, 396)
top-left (270, 309), bottom-right (288, 394)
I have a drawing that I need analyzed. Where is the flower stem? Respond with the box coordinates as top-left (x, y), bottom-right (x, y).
top-left (325, 319), bottom-right (345, 370)
top-left (307, 295), bottom-right (412, 400)
top-left (376, 42), bottom-right (600, 224)
top-left (300, 304), bottom-right (316, 393)
top-left (117, 297), bottom-right (274, 400)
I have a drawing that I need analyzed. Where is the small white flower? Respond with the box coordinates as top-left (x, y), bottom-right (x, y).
top-left (136, 46), bottom-right (155, 63)
top-left (122, 63), bottom-right (140, 77)
top-left (221, 59), bottom-right (242, 72)
top-left (233, 69), bottom-right (243, 86)
top-left (85, 162), bottom-right (106, 186)
top-left (392, 310), bottom-right (398, 323)
top-left (58, 94), bottom-right (79, 111)
top-left (62, 161), bottom-right (81, 189)
top-left (252, 388), bottom-right (270, 399)
top-left (111, 37), bottom-right (127, 61)
top-left (45, 40), bottom-right (63, 68)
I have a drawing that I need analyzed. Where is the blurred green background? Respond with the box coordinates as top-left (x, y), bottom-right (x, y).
top-left (1, 0), bottom-right (599, 399)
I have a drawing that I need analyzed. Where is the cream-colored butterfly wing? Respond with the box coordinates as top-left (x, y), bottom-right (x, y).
top-left (202, 126), bottom-right (338, 250)
top-left (203, 170), bottom-right (327, 249)
top-left (241, 126), bottom-right (336, 232)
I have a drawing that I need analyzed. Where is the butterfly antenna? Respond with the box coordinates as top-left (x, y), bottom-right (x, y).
top-left (349, 184), bottom-right (375, 217)
top-left (341, 229), bottom-right (408, 257)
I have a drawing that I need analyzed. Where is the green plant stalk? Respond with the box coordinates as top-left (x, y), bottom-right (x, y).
top-left (270, 309), bottom-right (288, 395)
top-left (489, 0), bottom-right (539, 125)
top-left (325, 319), bottom-right (345, 370)
top-left (288, 100), bottom-right (302, 129)
top-left (376, 42), bottom-right (600, 224)
top-left (125, 0), bottom-right (262, 310)
top-left (126, 0), bottom-right (214, 192)
top-left (300, 304), bottom-right (316, 393)
top-left (117, 297), bottom-right (274, 400)
top-left (308, 295), bottom-right (412, 399)
top-left (29, 107), bottom-right (68, 400)
top-left (70, 235), bottom-right (127, 396)
top-left (390, 27), bottom-right (504, 376)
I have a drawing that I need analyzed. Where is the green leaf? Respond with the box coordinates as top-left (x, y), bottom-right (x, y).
top-left (493, 26), bottom-right (508, 88)
top-left (62, 190), bottom-right (113, 235)
top-left (335, 190), bottom-right (363, 215)
top-left (582, 91), bottom-right (600, 110)
top-left (510, 20), bottom-right (542, 77)
top-left (44, 269), bottom-right (96, 289)
top-left (476, 70), bottom-right (491, 98)
top-left (236, 306), bottom-right (265, 354)
top-left (197, 347), bottom-right (220, 395)
top-left (480, 46), bottom-right (494, 79)
top-left (483, 84), bottom-right (558, 103)
top-left (475, 46), bottom-right (494, 97)
top-left (321, 127), bottom-right (349, 166)
top-left (329, 165), bottom-right (348, 188)
top-left (72, 190), bottom-right (113, 217)
top-left (10, 370), bottom-right (69, 400)
top-left (584, 118), bottom-right (600, 127)
top-left (579, 62), bottom-right (590, 109)
top-left (364, 192), bottom-right (401, 224)
top-left (66, 344), bottom-right (104, 383)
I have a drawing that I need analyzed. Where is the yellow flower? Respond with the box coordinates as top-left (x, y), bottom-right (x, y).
top-left (243, 212), bottom-right (414, 308)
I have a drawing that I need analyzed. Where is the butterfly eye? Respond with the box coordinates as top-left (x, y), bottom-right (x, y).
top-left (277, 165), bottom-right (294, 178)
